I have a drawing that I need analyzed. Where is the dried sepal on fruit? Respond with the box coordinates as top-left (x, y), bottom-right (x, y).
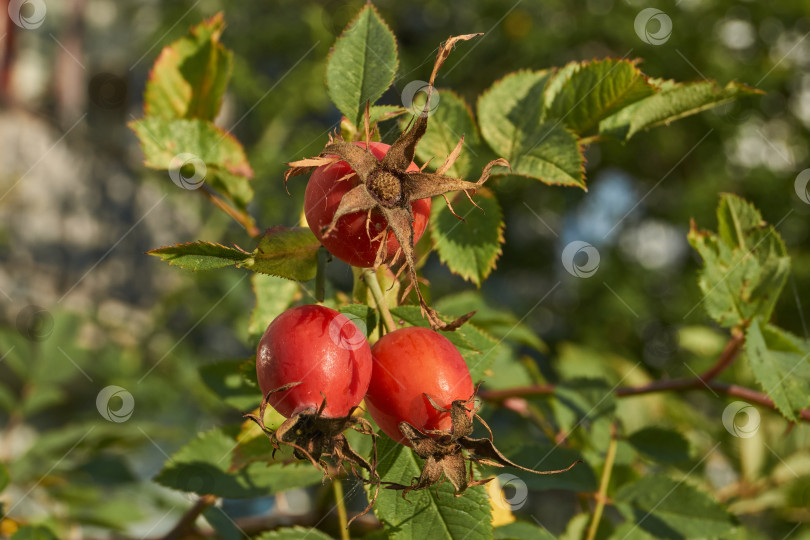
top-left (384, 384), bottom-right (580, 498)
top-left (285, 34), bottom-right (509, 331)
top-left (244, 383), bottom-right (381, 523)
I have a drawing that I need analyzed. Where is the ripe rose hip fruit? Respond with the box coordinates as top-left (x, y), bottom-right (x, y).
top-left (365, 326), bottom-right (474, 445)
top-left (256, 304), bottom-right (372, 418)
top-left (304, 141), bottom-right (431, 268)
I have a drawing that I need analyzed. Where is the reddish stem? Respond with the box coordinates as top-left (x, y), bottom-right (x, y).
top-left (480, 331), bottom-right (810, 423)
top-left (200, 187), bottom-right (261, 238)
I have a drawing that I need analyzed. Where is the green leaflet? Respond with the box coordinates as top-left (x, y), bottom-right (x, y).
top-left (253, 527), bottom-right (333, 540)
top-left (614, 475), bottom-right (734, 539)
top-left (143, 13), bottom-right (232, 121)
top-left (129, 116), bottom-right (253, 208)
top-left (245, 227), bottom-right (322, 282)
top-left (430, 188), bottom-right (504, 286)
top-left (745, 318), bottom-right (810, 421)
top-left (626, 426), bottom-right (690, 463)
top-left (478, 70), bottom-right (585, 188)
top-left (545, 58), bottom-right (655, 135)
top-left (688, 194), bottom-right (790, 328)
top-left (154, 428), bottom-right (322, 498)
top-left (147, 241), bottom-right (251, 271)
top-left (326, 3), bottom-right (398, 127)
top-left (199, 358), bottom-right (259, 411)
top-left (414, 90), bottom-right (490, 179)
top-left (371, 435), bottom-right (492, 540)
top-left (600, 79), bottom-right (761, 141)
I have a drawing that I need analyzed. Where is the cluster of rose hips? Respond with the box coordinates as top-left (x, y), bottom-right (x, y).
top-left (250, 141), bottom-right (480, 491)
top-left (246, 35), bottom-right (576, 515)
top-left (247, 142), bottom-right (576, 516)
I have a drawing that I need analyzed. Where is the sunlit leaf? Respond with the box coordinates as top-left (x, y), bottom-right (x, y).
top-left (326, 4), bottom-right (398, 126)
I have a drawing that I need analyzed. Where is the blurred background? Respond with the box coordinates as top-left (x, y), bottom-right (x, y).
top-left (0, 0), bottom-right (809, 538)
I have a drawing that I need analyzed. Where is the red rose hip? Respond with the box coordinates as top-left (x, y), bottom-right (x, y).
top-left (365, 327), bottom-right (474, 444)
top-left (256, 305), bottom-right (372, 418)
top-left (304, 141), bottom-right (431, 268)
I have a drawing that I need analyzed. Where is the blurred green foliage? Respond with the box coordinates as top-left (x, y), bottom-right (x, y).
top-left (2, 0), bottom-right (810, 538)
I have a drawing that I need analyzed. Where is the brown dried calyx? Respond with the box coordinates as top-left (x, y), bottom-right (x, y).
top-left (385, 385), bottom-right (581, 498)
top-left (285, 34), bottom-right (510, 332)
top-left (244, 383), bottom-right (380, 523)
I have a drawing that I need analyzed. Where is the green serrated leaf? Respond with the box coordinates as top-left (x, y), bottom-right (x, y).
top-left (199, 359), bottom-right (260, 411)
top-left (430, 188), bottom-right (504, 286)
top-left (626, 427), bottom-right (690, 463)
top-left (390, 305), bottom-right (499, 382)
top-left (688, 194), bottom-right (790, 328)
top-left (253, 526), bottom-right (333, 540)
top-left (614, 475), bottom-right (734, 539)
top-left (745, 318), bottom-right (810, 421)
top-left (144, 13), bottom-right (233, 120)
top-left (372, 434), bottom-right (492, 540)
top-left (600, 79), bottom-right (761, 141)
top-left (369, 104), bottom-right (407, 124)
top-left (245, 227), bottom-right (322, 282)
top-left (326, 3), bottom-right (398, 126)
top-left (545, 58), bottom-right (655, 134)
top-left (478, 70), bottom-right (584, 188)
top-left (435, 291), bottom-right (547, 353)
top-left (10, 526), bottom-right (60, 540)
top-left (249, 274), bottom-right (299, 339)
top-left (154, 428), bottom-right (322, 498)
top-left (414, 90), bottom-right (489, 178)
top-left (148, 241), bottom-right (250, 271)
top-left (129, 116), bottom-right (253, 207)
